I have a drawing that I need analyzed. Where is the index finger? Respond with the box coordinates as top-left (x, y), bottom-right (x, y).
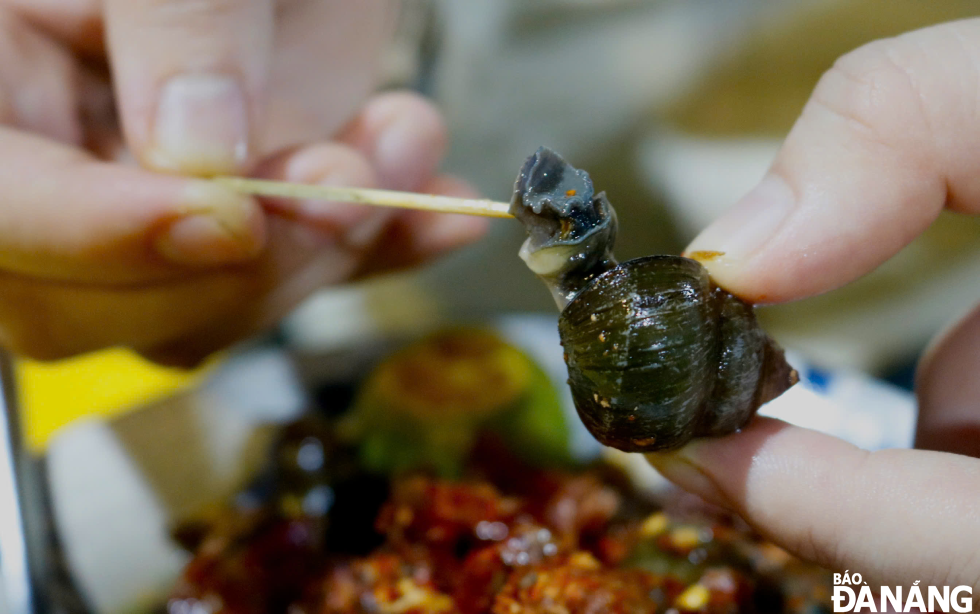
top-left (685, 19), bottom-right (980, 304)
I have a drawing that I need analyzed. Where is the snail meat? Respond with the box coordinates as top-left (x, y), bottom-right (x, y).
top-left (511, 147), bottom-right (798, 452)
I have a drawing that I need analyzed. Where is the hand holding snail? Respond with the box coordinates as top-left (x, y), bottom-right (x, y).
top-left (647, 18), bottom-right (980, 594)
top-left (511, 148), bottom-right (797, 452)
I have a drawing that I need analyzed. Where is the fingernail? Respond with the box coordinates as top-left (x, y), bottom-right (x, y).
top-left (645, 451), bottom-right (726, 506)
top-left (148, 74), bottom-right (249, 175)
top-left (155, 182), bottom-right (264, 265)
top-left (686, 174), bottom-right (796, 261)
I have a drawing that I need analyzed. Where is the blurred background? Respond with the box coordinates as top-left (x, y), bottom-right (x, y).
top-left (280, 0), bottom-right (980, 385)
top-left (20, 0), bottom-right (980, 446)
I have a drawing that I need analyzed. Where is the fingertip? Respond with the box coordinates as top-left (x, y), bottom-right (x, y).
top-left (415, 175), bottom-right (491, 250)
top-left (684, 24), bottom-right (980, 304)
top-left (269, 142), bottom-right (376, 187)
top-left (683, 167), bottom-right (876, 306)
top-left (253, 142), bottom-right (385, 234)
top-left (646, 420), bottom-right (856, 570)
top-left (410, 211), bottom-right (490, 255)
top-left (683, 174), bottom-right (798, 302)
top-left (647, 418), bottom-right (799, 511)
top-left (648, 418), bottom-right (864, 565)
top-left (425, 174), bottom-right (480, 198)
top-left (156, 181), bottom-right (266, 265)
top-left (644, 451), bottom-right (729, 508)
top-left (339, 91), bottom-right (447, 190)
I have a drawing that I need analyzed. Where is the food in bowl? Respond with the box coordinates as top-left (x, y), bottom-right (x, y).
top-left (166, 331), bottom-right (829, 614)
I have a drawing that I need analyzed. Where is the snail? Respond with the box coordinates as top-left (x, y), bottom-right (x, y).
top-left (511, 147), bottom-right (798, 452)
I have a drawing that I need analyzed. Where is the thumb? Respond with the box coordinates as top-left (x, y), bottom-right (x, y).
top-left (0, 127), bottom-right (264, 282)
top-left (686, 18), bottom-right (980, 304)
top-left (103, 0), bottom-right (274, 175)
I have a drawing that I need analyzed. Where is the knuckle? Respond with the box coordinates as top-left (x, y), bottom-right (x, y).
top-left (808, 38), bottom-right (930, 151)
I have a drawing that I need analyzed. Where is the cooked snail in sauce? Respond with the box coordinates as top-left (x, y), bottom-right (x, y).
top-left (511, 147), bottom-right (798, 452)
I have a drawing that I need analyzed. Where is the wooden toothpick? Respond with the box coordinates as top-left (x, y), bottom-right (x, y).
top-left (213, 176), bottom-right (514, 219)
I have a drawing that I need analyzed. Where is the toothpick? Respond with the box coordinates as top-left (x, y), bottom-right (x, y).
top-left (213, 176), bottom-right (514, 219)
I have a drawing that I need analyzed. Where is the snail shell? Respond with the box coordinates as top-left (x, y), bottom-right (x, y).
top-left (511, 147), bottom-right (797, 452)
top-left (558, 255), bottom-right (796, 452)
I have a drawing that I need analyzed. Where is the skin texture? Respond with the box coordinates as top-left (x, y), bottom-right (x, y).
top-left (647, 18), bottom-right (980, 595)
top-left (0, 0), bottom-right (487, 365)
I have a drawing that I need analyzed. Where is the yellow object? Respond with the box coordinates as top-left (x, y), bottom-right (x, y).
top-left (668, 526), bottom-right (704, 550)
top-left (639, 512), bottom-right (669, 538)
top-left (15, 348), bottom-right (213, 451)
top-left (676, 584), bottom-right (710, 611)
top-left (356, 328), bottom-right (532, 421)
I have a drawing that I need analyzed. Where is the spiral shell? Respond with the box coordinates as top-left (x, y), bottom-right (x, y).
top-left (510, 147), bottom-right (797, 453)
top-left (558, 256), bottom-right (797, 452)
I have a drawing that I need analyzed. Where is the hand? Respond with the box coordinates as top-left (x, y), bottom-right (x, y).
top-left (0, 1), bottom-right (486, 365)
top-left (647, 18), bottom-right (980, 592)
